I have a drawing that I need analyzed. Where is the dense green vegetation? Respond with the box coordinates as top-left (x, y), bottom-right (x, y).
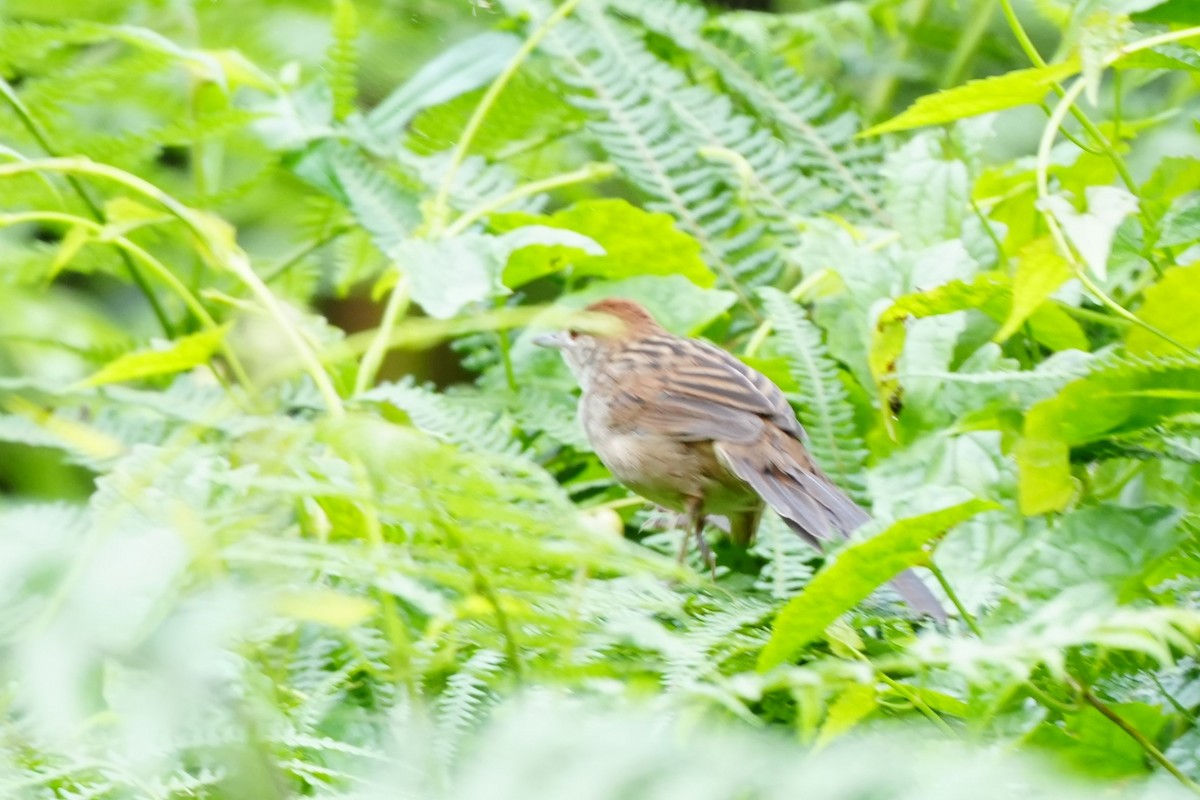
top-left (1, 0), bottom-right (1199, 797)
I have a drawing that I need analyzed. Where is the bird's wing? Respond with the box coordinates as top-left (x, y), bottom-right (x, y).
top-left (604, 335), bottom-right (803, 444)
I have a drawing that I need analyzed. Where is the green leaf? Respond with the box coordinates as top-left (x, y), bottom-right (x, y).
top-left (394, 234), bottom-right (510, 319)
top-left (882, 135), bottom-right (969, 247)
top-left (1019, 505), bottom-right (1185, 599)
top-left (366, 32), bottom-right (521, 139)
top-left (1028, 702), bottom-right (1167, 779)
top-left (1127, 265), bottom-right (1200, 355)
top-left (1132, 0), bottom-right (1200, 23)
top-left (871, 273), bottom-right (1086, 415)
top-left (1017, 356), bottom-right (1200, 514)
top-left (1158, 194), bottom-right (1200, 249)
top-left (995, 237), bottom-right (1073, 343)
top-left (758, 498), bottom-right (996, 671)
top-left (492, 199), bottom-right (714, 288)
top-left (814, 683), bottom-right (877, 747)
top-left (1041, 187), bottom-right (1139, 281)
top-left (862, 62), bottom-right (1080, 136)
top-left (77, 326), bottom-right (231, 388)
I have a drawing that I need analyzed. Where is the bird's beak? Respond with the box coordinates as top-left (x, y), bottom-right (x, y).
top-left (533, 331), bottom-right (568, 349)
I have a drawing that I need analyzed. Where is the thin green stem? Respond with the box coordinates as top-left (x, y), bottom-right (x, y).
top-left (1035, 36), bottom-right (1200, 355)
top-left (867, 0), bottom-right (935, 119)
top-left (0, 79), bottom-right (173, 335)
top-left (926, 562), bottom-right (983, 638)
top-left (0, 211), bottom-right (252, 390)
top-left (0, 157), bottom-right (346, 414)
top-left (355, 273), bottom-right (411, 395)
top-left (444, 163), bottom-right (616, 238)
top-left (1076, 681), bottom-right (1200, 794)
top-left (941, 0), bottom-right (999, 88)
top-left (426, 0), bottom-right (584, 235)
top-left (261, 224), bottom-right (352, 283)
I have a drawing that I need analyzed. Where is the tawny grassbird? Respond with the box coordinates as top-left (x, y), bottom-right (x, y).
top-left (535, 297), bottom-right (946, 621)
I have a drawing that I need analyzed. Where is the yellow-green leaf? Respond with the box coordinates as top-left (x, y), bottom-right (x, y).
top-left (274, 590), bottom-right (376, 628)
top-left (1127, 265), bottom-right (1200, 356)
top-left (995, 237), bottom-right (1072, 344)
top-left (758, 499), bottom-right (996, 671)
top-left (78, 324), bottom-right (231, 388)
top-left (863, 61), bottom-right (1080, 137)
top-left (815, 684), bottom-right (877, 748)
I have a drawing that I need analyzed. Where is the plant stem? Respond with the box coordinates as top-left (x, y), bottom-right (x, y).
top-left (444, 163), bottom-right (616, 238)
top-left (355, 273), bottom-right (411, 395)
top-left (742, 269), bottom-right (831, 358)
top-left (926, 562), bottom-right (983, 638)
top-left (942, 0), bottom-right (999, 88)
top-left (1074, 680), bottom-right (1200, 794)
top-left (426, 0), bottom-right (585, 235)
top-left (0, 79), bottom-right (173, 335)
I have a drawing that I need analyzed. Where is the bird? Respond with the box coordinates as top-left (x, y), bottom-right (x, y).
top-left (534, 297), bottom-right (947, 621)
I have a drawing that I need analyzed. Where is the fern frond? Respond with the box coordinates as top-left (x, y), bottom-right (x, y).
top-left (328, 0), bottom-right (360, 121)
top-left (435, 648), bottom-right (504, 767)
top-left (606, 0), bottom-right (885, 221)
top-left (362, 378), bottom-right (523, 456)
top-left (761, 288), bottom-right (868, 497)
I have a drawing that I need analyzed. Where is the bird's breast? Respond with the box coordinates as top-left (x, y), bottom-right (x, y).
top-left (581, 392), bottom-right (759, 514)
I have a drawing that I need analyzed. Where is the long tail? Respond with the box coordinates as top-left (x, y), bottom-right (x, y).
top-left (715, 437), bottom-right (948, 622)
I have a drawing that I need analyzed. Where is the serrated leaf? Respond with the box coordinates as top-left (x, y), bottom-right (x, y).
top-left (995, 237), bottom-right (1073, 343)
top-left (871, 273), bottom-right (1086, 418)
top-left (78, 325), bottom-right (232, 388)
top-left (759, 499), bottom-right (996, 671)
top-left (882, 135), bottom-right (969, 247)
top-left (1018, 505), bottom-right (1184, 598)
top-left (863, 62), bottom-right (1080, 136)
top-left (1127, 265), bottom-right (1200, 355)
top-left (492, 199), bottom-right (714, 288)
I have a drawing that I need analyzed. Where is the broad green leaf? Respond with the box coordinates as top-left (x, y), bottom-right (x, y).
top-left (882, 135), bottom-right (969, 247)
top-left (1157, 195), bottom-right (1200, 249)
top-left (862, 62), bottom-right (1080, 136)
top-left (1041, 186), bottom-right (1139, 281)
top-left (492, 199), bottom-right (714, 288)
top-left (758, 499), bottom-right (996, 671)
top-left (1132, 0), bottom-right (1200, 23)
top-left (1018, 358), bottom-right (1200, 514)
top-left (1127, 265), bottom-right (1200, 355)
top-left (1019, 505), bottom-right (1183, 599)
top-left (393, 234), bottom-right (510, 319)
top-left (78, 325), bottom-right (232, 388)
top-left (366, 32), bottom-right (522, 138)
top-left (995, 237), bottom-right (1072, 343)
top-left (1028, 702), bottom-right (1167, 779)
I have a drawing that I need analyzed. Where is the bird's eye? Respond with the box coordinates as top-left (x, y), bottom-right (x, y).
top-left (567, 329), bottom-right (580, 340)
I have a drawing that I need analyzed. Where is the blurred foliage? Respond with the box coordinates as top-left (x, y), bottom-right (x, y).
top-left (1, 0), bottom-right (1200, 797)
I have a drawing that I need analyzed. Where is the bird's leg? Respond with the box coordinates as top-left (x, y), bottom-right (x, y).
top-left (682, 496), bottom-right (717, 579)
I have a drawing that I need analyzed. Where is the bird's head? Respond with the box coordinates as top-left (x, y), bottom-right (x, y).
top-left (533, 298), bottom-right (664, 383)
